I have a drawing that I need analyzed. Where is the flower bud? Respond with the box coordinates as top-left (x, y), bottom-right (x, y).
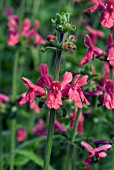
top-left (47, 35), bottom-right (55, 41)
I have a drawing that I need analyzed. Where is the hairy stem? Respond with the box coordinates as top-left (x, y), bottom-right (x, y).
top-left (43, 32), bottom-right (64, 170)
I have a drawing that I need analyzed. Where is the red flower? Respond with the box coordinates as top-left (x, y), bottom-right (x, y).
top-left (80, 34), bottom-right (103, 65)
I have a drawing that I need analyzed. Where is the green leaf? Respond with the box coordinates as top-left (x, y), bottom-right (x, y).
top-left (14, 154), bottom-right (29, 166)
top-left (17, 150), bottom-right (55, 170)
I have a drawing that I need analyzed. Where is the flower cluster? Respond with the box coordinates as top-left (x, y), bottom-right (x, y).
top-left (19, 64), bottom-right (90, 109)
top-left (7, 8), bottom-right (45, 46)
top-left (84, 0), bottom-right (114, 28)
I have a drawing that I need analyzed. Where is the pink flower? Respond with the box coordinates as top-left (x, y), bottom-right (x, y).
top-left (22, 20), bottom-right (45, 46)
top-left (45, 71), bottom-right (73, 109)
top-left (7, 15), bottom-right (19, 46)
top-left (18, 77), bottom-right (45, 105)
top-left (84, 0), bottom-right (114, 28)
top-left (0, 93), bottom-right (9, 106)
top-left (68, 74), bottom-right (90, 108)
top-left (37, 64), bottom-right (72, 109)
top-left (16, 128), bottom-right (26, 142)
top-left (37, 63), bottom-right (52, 88)
top-left (79, 34), bottom-right (103, 65)
top-left (32, 119), bottom-right (47, 136)
top-left (54, 119), bottom-right (67, 132)
top-left (81, 140), bottom-right (112, 169)
top-left (21, 19), bottom-right (31, 36)
top-left (17, 93), bottom-right (40, 113)
top-left (70, 109), bottom-right (84, 134)
top-left (86, 25), bottom-right (104, 44)
top-left (103, 80), bottom-right (114, 109)
top-left (106, 34), bottom-right (114, 67)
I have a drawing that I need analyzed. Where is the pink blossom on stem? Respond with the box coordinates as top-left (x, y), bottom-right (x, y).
top-left (7, 15), bottom-right (19, 46)
top-left (16, 128), bottom-right (26, 142)
top-left (0, 93), bottom-right (9, 106)
top-left (68, 74), bottom-right (90, 108)
top-left (46, 71), bottom-right (72, 109)
top-left (54, 119), bottom-right (67, 132)
top-left (70, 109), bottom-right (84, 134)
top-left (22, 20), bottom-right (45, 46)
top-left (106, 34), bottom-right (114, 67)
top-left (84, 0), bottom-right (114, 28)
top-left (32, 119), bottom-right (47, 136)
top-left (79, 34), bottom-right (103, 65)
top-left (18, 77), bottom-right (45, 105)
top-left (86, 25), bottom-right (104, 44)
top-left (17, 93), bottom-right (40, 113)
top-left (81, 140), bottom-right (112, 169)
top-left (103, 80), bottom-right (114, 109)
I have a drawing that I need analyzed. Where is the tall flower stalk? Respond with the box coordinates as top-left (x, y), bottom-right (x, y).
top-left (43, 31), bottom-right (64, 170)
top-left (10, 50), bottom-right (19, 170)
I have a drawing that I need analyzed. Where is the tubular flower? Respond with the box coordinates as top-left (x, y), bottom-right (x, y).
top-left (84, 0), bottom-right (114, 28)
top-left (81, 140), bottom-right (112, 169)
top-left (70, 108), bottom-right (84, 134)
top-left (17, 93), bottom-right (40, 113)
top-left (45, 71), bottom-right (72, 110)
top-left (68, 74), bottom-right (90, 108)
top-left (103, 80), bottom-right (114, 109)
top-left (7, 15), bottom-right (19, 46)
top-left (86, 25), bottom-right (104, 44)
top-left (7, 9), bottom-right (45, 47)
top-left (79, 34), bottom-right (103, 65)
top-left (19, 64), bottom-right (90, 110)
top-left (18, 77), bottom-right (45, 105)
top-left (22, 20), bottom-right (45, 46)
top-left (106, 34), bottom-right (114, 67)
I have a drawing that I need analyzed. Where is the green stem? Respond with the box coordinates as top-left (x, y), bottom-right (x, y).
top-left (43, 32), bottom-right (64, 170)
top-left (43, 109), bottom-right (55, 170)
top-left (11, 51), bottom-right (19, 100)
top-left (54, 33), bottom-right (64, 80)
top-left (0, 114), bottom-right (3, 170)
top-left (10, 51), bottom-right (19, 170)
top-left (10, 119), bottom-right (16, 170)
top-left (65, 109), bottom-right (80, 170)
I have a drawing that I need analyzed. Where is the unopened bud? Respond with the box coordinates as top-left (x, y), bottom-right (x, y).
top-left (47, 35), bottom-right (55, 41)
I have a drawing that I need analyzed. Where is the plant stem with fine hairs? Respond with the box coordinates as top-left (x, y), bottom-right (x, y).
top-left (43, 32), bottom-right (64, 170)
